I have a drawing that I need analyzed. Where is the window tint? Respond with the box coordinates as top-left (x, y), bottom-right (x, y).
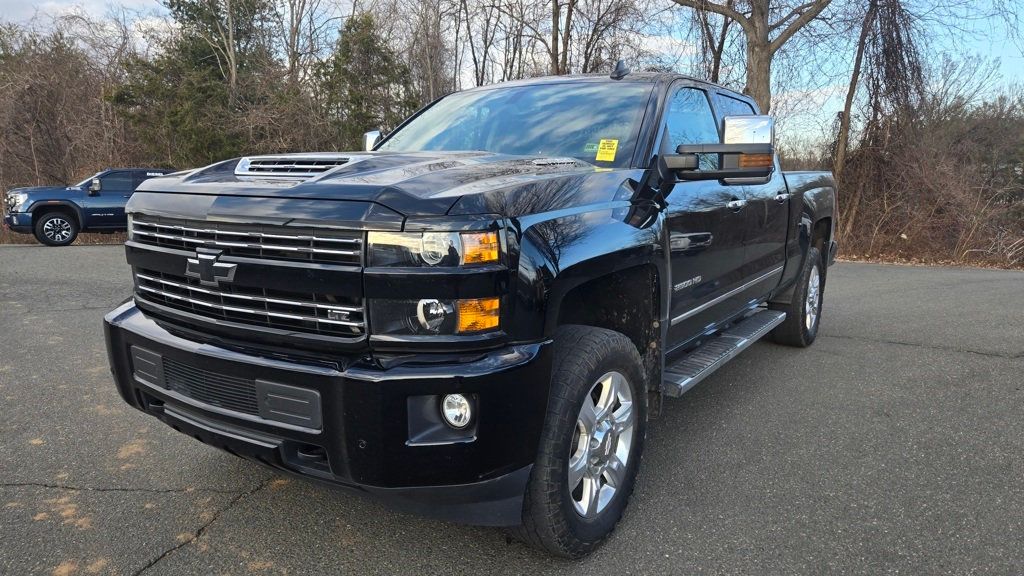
top-left (664, 88), bottom-right (719, 150)
top-left (664, 87), bottom-right (719, 169)
top-left (132, 171), bottom-right (160, 189)
top-left (714, 93), bottom-right (756, 122)
top-left (101, 172), bottom-right (132, 192)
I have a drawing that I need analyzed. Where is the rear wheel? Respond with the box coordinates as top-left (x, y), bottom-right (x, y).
top-left (516, 325), bottom-right (647, 558)
top-left (34, 212), bottom-right (79, 246)
top-left (769, 246), bottom-right (823, 347)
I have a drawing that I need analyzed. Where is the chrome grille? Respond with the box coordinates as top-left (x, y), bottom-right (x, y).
top-left (130, 215), bottom-right (362, 266)
top-left (134, 268), bottom-right (364, 338)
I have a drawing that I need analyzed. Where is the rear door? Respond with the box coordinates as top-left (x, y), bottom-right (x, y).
top-left (712, 91), bottom-right (790, 286)
top-left (663, 84), bottom-right (749, 350)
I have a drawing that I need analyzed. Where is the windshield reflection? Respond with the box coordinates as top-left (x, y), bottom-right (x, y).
top-left (379, 83), bottom-right (652, 168)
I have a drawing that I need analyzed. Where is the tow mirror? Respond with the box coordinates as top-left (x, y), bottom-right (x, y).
top-left (663, 115), bottom-right (775, 181)
top-left (363, 129), bottom-right (382, 151)
top-left (88, 178), bottom-right (102, 195)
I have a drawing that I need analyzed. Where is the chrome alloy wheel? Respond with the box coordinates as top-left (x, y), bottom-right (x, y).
top-left (568, 371), bottom-right (635, 518)
top-left (43, 217), bottom-right (73, 243)
top-left (805, 263), bottom-right (821, 331)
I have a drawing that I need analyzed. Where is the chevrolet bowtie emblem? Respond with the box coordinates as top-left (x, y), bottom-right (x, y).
top-left (185, 248), bottom-right (237, 287)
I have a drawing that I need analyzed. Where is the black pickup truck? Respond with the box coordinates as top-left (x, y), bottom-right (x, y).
top-left (104, 71), bottom-right (836, 557)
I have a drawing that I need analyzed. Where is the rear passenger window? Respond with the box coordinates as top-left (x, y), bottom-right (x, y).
top-left (714, 93), bottom-right (756, 125)
top-left (133, 172), bottom-right (153, 190)
top-left (663, 87), bottom-right (720, 168)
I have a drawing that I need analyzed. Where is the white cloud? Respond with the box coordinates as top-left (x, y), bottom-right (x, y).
top-left (0, 0), bottom-right (162, 24)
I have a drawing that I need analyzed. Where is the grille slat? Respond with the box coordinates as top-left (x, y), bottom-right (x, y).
top-left (162, 357), bottom-right (258, 415)
top-left (130, 216), bottom-right (363, 266)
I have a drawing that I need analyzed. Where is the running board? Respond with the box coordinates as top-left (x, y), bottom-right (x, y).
top-left (662, 309), bottom-right (786, 398)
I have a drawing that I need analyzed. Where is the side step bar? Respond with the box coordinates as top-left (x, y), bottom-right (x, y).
top-left (663, 309), bottom-right (786, 397)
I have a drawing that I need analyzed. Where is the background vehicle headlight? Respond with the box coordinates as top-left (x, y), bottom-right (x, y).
top-left (9, 192), bottom-right (28, 209)
top-left (370, 297), bottom-right (500, 336)
top-left (367, 231), bottom-right (499, 267)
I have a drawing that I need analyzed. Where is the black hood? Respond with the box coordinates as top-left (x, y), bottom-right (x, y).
top-left (137, 151), bottom-right (639, 219)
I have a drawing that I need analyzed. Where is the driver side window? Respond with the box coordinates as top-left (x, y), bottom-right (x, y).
top-left (101, 172), bottom-right (132, 193)
top-left (663, 87), bottom-right (720, 169)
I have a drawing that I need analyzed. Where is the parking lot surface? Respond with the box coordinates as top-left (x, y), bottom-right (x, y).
top-left (1, 244), bottom-right (1022, 575)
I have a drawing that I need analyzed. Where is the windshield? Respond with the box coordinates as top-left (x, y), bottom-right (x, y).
top-left (379, 82), bottom-right (653, 168)
top-left (73, 172), bottom-right (102, 187)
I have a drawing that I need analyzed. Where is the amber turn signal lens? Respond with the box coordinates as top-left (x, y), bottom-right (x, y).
top-left (460, 232), bottom-right (499, 264)
top-left (456, 297), bottom-right (500, 333)
top-left (738, 153), bottom-right (773, 168)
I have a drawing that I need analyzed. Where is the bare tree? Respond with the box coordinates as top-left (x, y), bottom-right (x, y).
top-left (669, 0), bottom-right (833, 112)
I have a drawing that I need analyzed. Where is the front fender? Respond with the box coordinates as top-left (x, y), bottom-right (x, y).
top-left (505, 201), bottom-right (665, 341)
top-left (28, 199), bottom-right (86, 227)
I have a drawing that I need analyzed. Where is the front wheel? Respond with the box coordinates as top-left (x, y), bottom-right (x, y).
top-left (33, 212), bottom-right (79, 246)
top-left (515, 325), bottom-right (647, 558)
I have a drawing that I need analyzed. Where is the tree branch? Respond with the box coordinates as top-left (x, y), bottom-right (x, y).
top-left (669, 0), bottom-right (753, 36)
top-left (769, 1), bottom-right (816, 32)
top-left (769, 0), bottom-right (831, 55)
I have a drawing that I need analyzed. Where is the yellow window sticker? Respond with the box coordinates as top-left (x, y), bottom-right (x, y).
top-left (596, 139), bottom-right (618, 162)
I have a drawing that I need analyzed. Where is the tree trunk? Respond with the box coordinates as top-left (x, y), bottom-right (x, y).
top-left (745, 36), bottom-right (772, 113)
top-left (551, 0), bottom-right (560, 74)
top-left (834, 0), bottom-right (877, 181)
top-left (745, 3), bottom-right (771, 112)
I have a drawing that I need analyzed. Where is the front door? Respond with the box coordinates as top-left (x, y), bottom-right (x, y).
top-left (663, 85), bottom-right (748, 350)
top-left (84, 171), bottom-right (132, 227)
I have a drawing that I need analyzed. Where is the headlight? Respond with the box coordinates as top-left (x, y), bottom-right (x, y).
top-left (367, 231), bottom-right (499, 267)
top-left (8, 192), bottom-right (28, 209)
top-left (369, 297), bottom-right (500, 336)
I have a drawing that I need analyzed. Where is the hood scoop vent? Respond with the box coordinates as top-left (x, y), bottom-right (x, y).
top-left (235, 154), bottom-right (354, 178)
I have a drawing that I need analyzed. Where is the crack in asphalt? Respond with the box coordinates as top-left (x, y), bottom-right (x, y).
top-left (131, 477), bottom-right (273, 576)
top-left (0, 481), bottom-right (245, 495)
top-left (819, 333), bottom-right (1023, 360)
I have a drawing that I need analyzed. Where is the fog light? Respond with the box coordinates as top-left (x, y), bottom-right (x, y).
top-left (416, 299), bottom-right (454, 332)
top-left (440, 394), bottom-right (473, 429)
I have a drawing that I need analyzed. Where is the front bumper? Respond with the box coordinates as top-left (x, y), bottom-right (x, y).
top-left (104, 302), bottom-right (553, 526)
top-left (3, 212), bottom-right (32, 234)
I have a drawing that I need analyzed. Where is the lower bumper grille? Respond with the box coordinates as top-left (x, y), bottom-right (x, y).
top-left (163, 356), bottom-right (258, 416)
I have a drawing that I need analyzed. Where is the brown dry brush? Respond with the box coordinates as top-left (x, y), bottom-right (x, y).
top-left (833, 0), bottom-right (1023, 267)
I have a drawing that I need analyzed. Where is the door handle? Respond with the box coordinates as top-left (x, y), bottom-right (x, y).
top-left (726, 199), bottom-right (747, 211)
top-left (775, 193), bottom-right (791, 203)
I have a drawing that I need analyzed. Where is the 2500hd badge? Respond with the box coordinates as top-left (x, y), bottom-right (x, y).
top-left (104, 69), bottom-right (837, 558)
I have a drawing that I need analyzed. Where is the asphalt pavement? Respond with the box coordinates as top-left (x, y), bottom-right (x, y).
top-left (1, 244), bottom-right (1021, 575)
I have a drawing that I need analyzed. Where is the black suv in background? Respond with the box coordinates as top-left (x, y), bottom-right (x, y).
top-left (3, 167), bottom-right (173, 245)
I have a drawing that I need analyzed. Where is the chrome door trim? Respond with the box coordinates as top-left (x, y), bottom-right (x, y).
top-left (670, 266), bottom-right (784, 326)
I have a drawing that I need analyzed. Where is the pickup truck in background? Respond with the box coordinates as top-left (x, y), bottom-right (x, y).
top-left (103, 69), bottom-right (837, 558)
top-left (3, 167), bottom-right (173, 246)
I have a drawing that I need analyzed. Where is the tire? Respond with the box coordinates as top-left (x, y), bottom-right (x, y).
top-left (769, 246), bottom-right (823, 347)
top-left (33, 212), bottom-right (79, 246)
top-left (516, 325), bottom-right (647, 558)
